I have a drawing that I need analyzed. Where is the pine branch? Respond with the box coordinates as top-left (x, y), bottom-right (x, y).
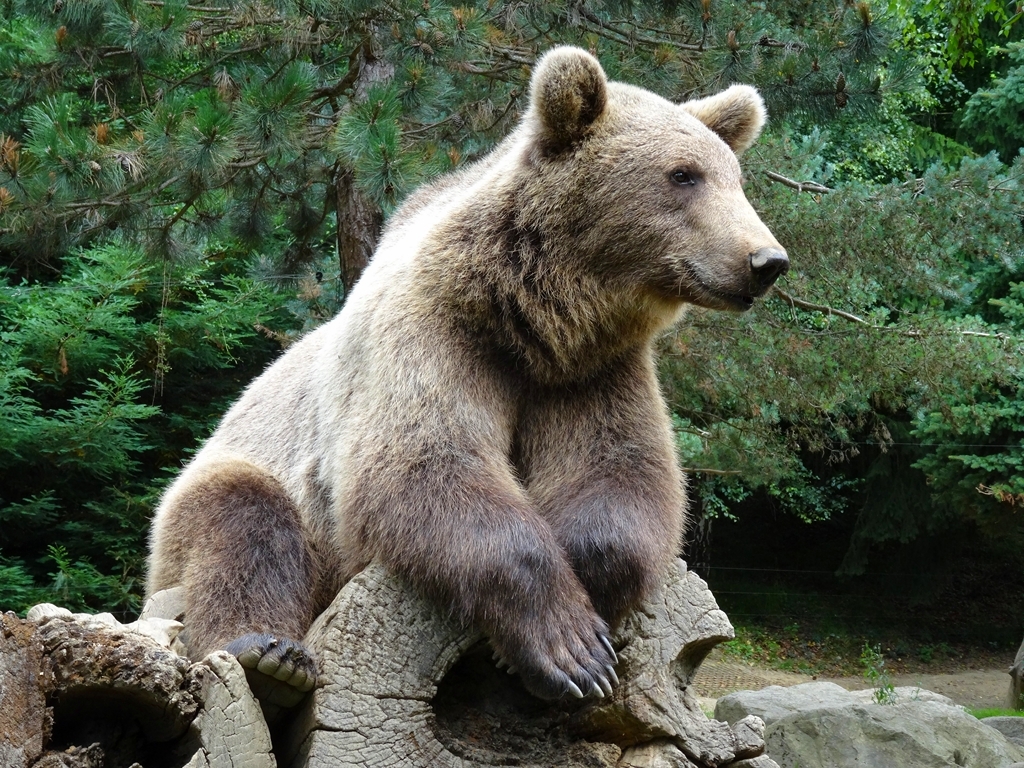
top-left (142, 1), bottom-right (232, 11)
top-left (579, 8), bottom-right (706, 52)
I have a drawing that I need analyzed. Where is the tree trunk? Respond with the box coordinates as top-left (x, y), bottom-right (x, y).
top-left (333, 33), bottom-right (392, 297)
top-left (334, 167), bottom-right (382, 297)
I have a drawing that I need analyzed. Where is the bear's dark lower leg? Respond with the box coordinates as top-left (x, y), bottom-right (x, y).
top-left (358, 468), bottom-right (618, 702)
top-left (162, 460), bottom-right (319, 712)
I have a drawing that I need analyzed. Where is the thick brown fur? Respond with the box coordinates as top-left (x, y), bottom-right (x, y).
top-left (147, 46), bottom-right (787, 703)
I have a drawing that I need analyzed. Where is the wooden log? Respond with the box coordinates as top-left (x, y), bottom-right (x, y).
top-left (284, 559), bottom-right (779, 768)
top-left (2, 559), bottom-right (780, 768)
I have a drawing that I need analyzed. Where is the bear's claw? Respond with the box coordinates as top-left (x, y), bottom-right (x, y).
top-left (605, 664), bottom-right (619, 687)
top-left (600, 634), bottom-right (618, 663)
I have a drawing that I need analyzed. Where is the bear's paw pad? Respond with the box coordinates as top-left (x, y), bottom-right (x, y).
top-left (224, 632), bottom-right (317, 709)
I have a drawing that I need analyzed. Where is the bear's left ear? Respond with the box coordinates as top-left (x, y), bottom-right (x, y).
top-left (681, 85), bottom-right (767, 155)
top-left (529, 46), bottom-right (608, 152)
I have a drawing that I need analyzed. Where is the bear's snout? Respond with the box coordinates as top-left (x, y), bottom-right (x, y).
top-left (748, 247), bottom-right (789, 292)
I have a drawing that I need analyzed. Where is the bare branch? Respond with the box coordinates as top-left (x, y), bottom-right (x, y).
top-left (765, 171), bottom-right (833, 194)
top-left (772, 288), bottom-right (1020, 341)
top-left (773, 287), bottom-right (866, 324)
top-left (680, 467), bottom-right (743, 475)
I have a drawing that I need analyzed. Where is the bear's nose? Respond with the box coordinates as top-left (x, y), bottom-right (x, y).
top-left (749, 247), bottom-right (789, 290)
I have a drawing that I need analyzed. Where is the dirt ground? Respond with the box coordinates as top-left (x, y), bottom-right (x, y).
top-left (692, 647), bottom-right (1016, 710)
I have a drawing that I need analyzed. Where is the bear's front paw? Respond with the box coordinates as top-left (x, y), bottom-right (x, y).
top-left (494, 616), bottom-right (619, 701)
top-left (224, 632), bottom-right (318, 713)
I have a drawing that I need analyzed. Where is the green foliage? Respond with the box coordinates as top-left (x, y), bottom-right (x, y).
top-left (0, 241), bottom-right (299, 614)
top-left (889, 0), bottom-right (1023, 72)
top-left (861, 642), bottom-right (898, 704)
top-left (666, 150), bottom-right (1024, 562)
top-left (961, 43), bottom-right (1024, 163)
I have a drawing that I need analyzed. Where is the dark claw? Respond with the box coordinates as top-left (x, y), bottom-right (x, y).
top-left (506, 664), bottom-right (518, 675)
top-left (600, 634), bottom-right (617, 663)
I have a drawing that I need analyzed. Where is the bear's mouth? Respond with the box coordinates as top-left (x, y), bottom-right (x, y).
top-left (707, 290), bottom-right (756, 311)
top-left (684, 271), bottom-right (759, 312)
top-left (670, 262), bottom-right (767, 312)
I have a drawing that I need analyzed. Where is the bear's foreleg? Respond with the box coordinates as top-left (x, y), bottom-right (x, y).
top-left (147, 459), bottom-right (318, 713)
top-left (353, 451), bottom-right (618, 700)
top-left (521, 350), bottom-right (686, 626)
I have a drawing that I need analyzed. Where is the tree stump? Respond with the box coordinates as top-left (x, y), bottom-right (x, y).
top-left (2, 559), bottom-right (779, 768)
top-left (284, 559), bottom-right (777, 768)
top-left (1010, 635), bottom-right (1024, 710)
top-left (0, 607), bottom-right (273, 768)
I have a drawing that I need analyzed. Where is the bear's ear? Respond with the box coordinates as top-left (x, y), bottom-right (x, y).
top-left (529, 47), bottom-right (608, 151)
top-left (681, 84), bottom-right (767, 155)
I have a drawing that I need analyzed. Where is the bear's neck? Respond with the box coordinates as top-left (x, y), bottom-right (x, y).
top-left (421, 212), bottom-right (681, 386)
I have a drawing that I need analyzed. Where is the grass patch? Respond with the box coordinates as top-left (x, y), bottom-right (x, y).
top-left (971, 708), bottom-right (1024, 719)
top-left (718, 622), bottom-right (1010, 678)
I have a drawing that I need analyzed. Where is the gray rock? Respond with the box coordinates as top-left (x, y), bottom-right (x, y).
top-left (766, 700), bottom-right (1024, 768)
top-left (981, 715), bottom-right (1024, 747)
top-left (731, 715), bottom-right (767, 759)
top-left (715, 681), bottom-right (851, 725)
top-left (728, 758), bottom-right (781, 768)
top-left (716, 681), bottom-right (959, 726)
top-left (716, 681), bottom-right (1024, 768)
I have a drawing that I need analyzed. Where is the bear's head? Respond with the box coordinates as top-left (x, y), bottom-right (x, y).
top-left (519, 46), bottom-right (788, 315)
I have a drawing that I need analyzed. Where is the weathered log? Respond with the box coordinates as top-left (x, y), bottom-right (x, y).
top-left (284, 559), bottom-right (778, 768)
top-left (0, 607), bottom-right (273, 768)
top-left (2, 559), bottom-right (780, 768)
top-left (1010, 635), bottom-right (1024, 710)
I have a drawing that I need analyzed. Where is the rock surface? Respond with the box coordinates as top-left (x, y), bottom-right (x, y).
top-left (716, 681), bottom-right (1024, 768)
top-left (286, 558), bottom-right (779, 768)
top-left (981, 716), bottom-right (1024, 747)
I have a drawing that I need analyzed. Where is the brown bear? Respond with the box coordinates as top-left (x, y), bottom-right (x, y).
top-left (146, 46), bottom-right (788, 710)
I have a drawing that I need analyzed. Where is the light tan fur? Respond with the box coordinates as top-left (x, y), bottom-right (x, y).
top-left (147, 46), bottom-right (786, 702)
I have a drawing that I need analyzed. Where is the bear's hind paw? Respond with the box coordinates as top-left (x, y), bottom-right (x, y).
top-left (224, 632), bottom-right (318, 712)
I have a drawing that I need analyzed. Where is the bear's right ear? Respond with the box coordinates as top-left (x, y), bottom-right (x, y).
top-left (529, 47), bottom-right (608, 152)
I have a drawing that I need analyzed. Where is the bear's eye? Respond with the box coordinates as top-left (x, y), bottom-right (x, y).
top-left (670, 169), bottom-right (697, 187)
